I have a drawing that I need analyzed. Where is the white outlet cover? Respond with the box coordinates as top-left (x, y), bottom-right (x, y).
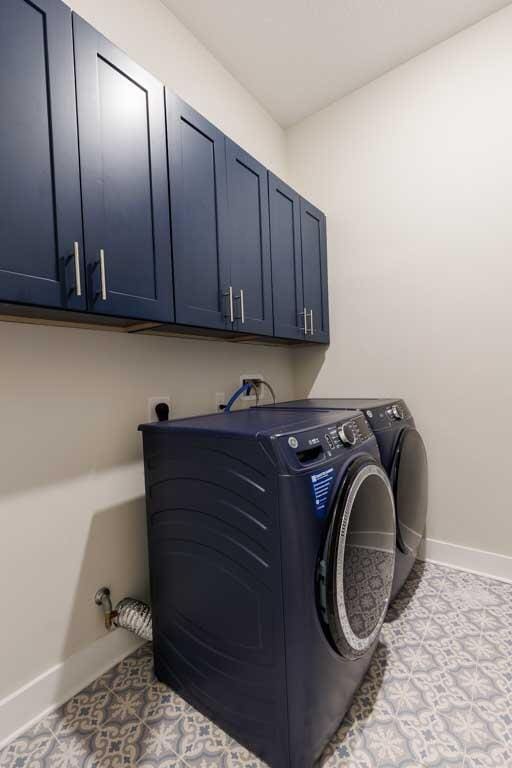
top-left (147, 396), bottom-right (171, 423)
top-left (240, 374), bottom-right (263, 400)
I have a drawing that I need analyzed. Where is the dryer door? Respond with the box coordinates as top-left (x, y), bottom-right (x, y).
top-left (321, 458), bottom-right (396, 659)
top-left (391, 428), bottom-right (428, 556)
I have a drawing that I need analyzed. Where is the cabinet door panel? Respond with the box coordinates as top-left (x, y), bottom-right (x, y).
top-left (226, 140), bottom-right (273, 336)
top-left (300, 198), bottom-right (329, 343)
top-left (73, 15), bottom-right (173, 321)
top-left (0, 0), bottom-right (85, 309)
top-left (167, 93), bottom-right (230, 329)
top-left (268, 174), bottom-right (304, 340)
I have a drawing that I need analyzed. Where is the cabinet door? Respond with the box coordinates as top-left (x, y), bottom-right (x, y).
top-left (226, 140), bottom-right (273, 336)
top-left (166, 92), bottom-right (231, 329)
top-left (0, 0), bottom-right (85, 309)
top-left (73, 15), bottom-right (173, 322)
top-left (300, 198), bottom-right (329, 343)
top-left (268, 174), bottom-right (304, 340)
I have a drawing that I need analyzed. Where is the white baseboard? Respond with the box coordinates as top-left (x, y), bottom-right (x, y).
top-left (419, 536), bottom-right (512, 584)
top-left (0, 630), bottom-right (144, 749)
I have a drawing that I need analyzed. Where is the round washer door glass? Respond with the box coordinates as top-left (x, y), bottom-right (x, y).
top-left (324, 461), bottom-right (396, 659)
top-left (393, 429), bottom-right (428, 556)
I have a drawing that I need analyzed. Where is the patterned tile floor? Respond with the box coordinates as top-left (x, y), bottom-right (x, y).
top-left (2, 561), bottom-right (511, 768)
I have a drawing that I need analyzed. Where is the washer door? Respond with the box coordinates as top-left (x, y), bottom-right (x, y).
top-left (321, 458), bottom-right (396, 659)
top-left (391, 428), bottom-right (428, 556)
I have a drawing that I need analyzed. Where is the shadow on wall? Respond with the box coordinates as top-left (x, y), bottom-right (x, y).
top-left (54, 495), bottom-right (149, 702)
top-left (292, 346), bottom-right (327, 398)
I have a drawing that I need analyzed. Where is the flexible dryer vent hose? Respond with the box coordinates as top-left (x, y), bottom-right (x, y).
top-left (114, 597), bottom-right (153, 642)
top-left (94, 588), bottom-right (153, 642)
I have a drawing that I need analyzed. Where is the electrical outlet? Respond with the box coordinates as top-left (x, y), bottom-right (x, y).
top-left (240, 374), bottom-right (263, 400)
top-left (147, 396), bottom-right (171, 422)
top-left (215, 392), bottom-right (226, 411)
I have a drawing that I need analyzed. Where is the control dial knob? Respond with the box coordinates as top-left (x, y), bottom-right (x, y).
top-left (337, 423), bottom-right (357, 446)
top-left (388, 404), bottom-right (404, 420)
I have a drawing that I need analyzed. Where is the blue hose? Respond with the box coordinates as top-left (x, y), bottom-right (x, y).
top-left (224, 382), bottom-right (253, 413)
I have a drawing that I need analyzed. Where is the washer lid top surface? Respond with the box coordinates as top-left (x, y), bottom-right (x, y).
top-left (323, 458), bottom-right (396, 659)
top-left (271, 398), bottom-right (401, 409)
top-left (139, 406), bottom-right (354, 438)
top-left (393, 428), bottom-right (428, 555)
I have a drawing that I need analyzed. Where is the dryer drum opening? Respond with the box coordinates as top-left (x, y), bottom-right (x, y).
top-left (392, 428), bottom-right (428, 556)
top-left (323, 462), bottom-right (396, 660)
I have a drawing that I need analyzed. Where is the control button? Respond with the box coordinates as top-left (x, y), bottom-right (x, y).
top-left (387, 404), bottom-right (404, 421)
top-left (337, 423), bottom-right (357, 446)
top-left (288, 436), bottom-right (299, 449)
top-left (325, 433), bottom-right (334, 449)
top-left (366, 409), bottom-right (373, 418)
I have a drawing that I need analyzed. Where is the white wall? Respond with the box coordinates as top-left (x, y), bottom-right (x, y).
top-left (287, 6), bottom-right (512, 559)
top-left (0, 0), bottom-right (293, 723)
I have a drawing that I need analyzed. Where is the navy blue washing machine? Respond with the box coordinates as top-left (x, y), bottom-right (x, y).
top-left (260, 399), bottom-right (428, 598)
top-left (139, 408), bottom-right (396, 768)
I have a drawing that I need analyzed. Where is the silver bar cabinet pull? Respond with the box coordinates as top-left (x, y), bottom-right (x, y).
top-left (73, 241), bottom-right (82, 297)
top-left (99, 249), bottom-right (107, 301)
top-left (224, 286), bottom-right (234, 322)
top-left (229, 286), bottom-right (234, 322)
top-left (301, 306), bottom-right (308, 335)
top-left (309, 309), bottom-right (314, 335)
top-left (239, 288), bottom-right (245, 324)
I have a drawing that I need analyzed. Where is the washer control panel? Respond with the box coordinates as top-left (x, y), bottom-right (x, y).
top-left (325, 414), bottom-right (371, 452)
top-left (284, 413), bottom-right (372, 466)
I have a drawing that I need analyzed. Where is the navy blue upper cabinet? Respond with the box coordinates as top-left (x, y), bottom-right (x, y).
top-left (268, 174), bottom-right (305, 340)
top-left (300, 198), bottom-right (329, 343)
top-left (226, 140), bottom-right (273, 336)
top-left (73, 15), bottom-right (173, 322)
top-left (0, 0), bottom-right (85, 310)
top-left (166, 92), bottom-right (231, 329)
top-left (1, 4), bottom-right (329, 342)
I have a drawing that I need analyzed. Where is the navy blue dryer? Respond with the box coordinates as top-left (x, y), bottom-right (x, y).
top-left (261, 399), bottom-right (428, 598)
top-left (139, 408), bottom-right (396, 768)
